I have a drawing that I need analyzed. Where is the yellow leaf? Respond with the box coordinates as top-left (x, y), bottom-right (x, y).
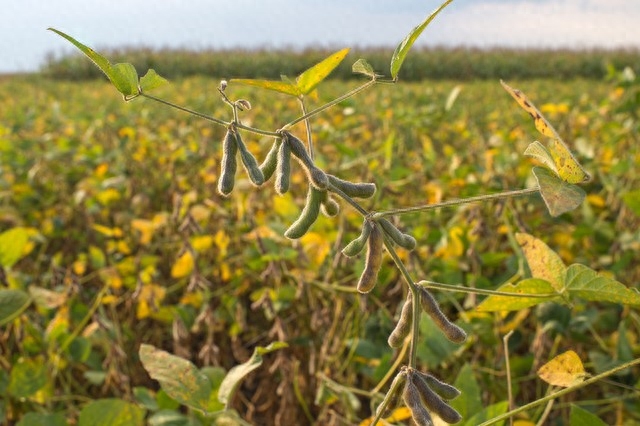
top-left (516, 233), bottom-right (566, 291)
top-left (171, 251), bottom-right (194, 279)
top-left (99, 267), bottom-right (123, 289)
top-left (586, 194), bottom-right (606, 208)
top-left (136, 283), bottom-right (166, 319)
top-left (94, 163), bottom-right (109, 177)
top-left (537, 350), bottom-right (588, 387)
top-left (179, 292), bottom-right (203, 308)
top-left (131, 219), bottom-right (155, 245)
top-left (214, 230), bottom-right (230, 255)
top-left (191, 235), bottom-right (214, 253)
top-left (95, 187), bottom-right (121, 206)
top-left (92, 224), bottom-right (123, 238)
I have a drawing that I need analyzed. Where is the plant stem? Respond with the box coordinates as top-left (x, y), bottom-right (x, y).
top-left (418, 280), bottom-right (559, 298)
top-left (298, 98), bottom-right (315, 160)
top-left (327, 182), bottom-right (370, 216)
top-left (284, 79), bottom-right (377, 128)
top-left (477, 356), bottom-right (640, 426)
top-left (372, 187), bottom-right (540, 218)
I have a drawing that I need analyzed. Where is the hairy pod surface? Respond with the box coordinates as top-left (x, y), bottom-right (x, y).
top-left (284, 132), bottom-right (329, 190)
top-left (320, 194), bottom-right (340, 217)
top-left (327, 174), bottom-right (377, 199)
top-left (416, 372), bottom-right (461, 401)
top-left (419, 287), bottom-right (467, 343)
top-left (403, 379), bottom-right (433, 426)
top-left (275, 139), bottom-right (291, 195)
top-left (259, 138), bottom-right (282, 181)
top-left (341, 220), bottom-right (373, 257)
top-left (218, 129), bottom-right (238, 196)
top-left (284, 186), bottom-right (323, 239)
top-left (356, 223), bottom-right (384, 293)
top-left (376, 372), bottom-right (407, 418)
top-left (387, 293), bottom-right (413, 348)
top-left (234, 130), bottom-right (265, 186)
top-left (378, 218), bottom-right (417, 251)
top-left (411, 371), bottom-right (462, 424)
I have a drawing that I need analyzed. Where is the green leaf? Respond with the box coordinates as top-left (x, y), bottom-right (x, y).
top-left (230, 78), bottom-right (300, 96)
top-left (139, 344), bottom-right (212, 413)
top-left (296, 48), bottom-right (350, 94)
top-left (352, 58), bottom-right (376, 78)
top-left (525, 141), bottom-right (558, 174)
top-left (390, 0), bottom-right (452, 79)
top-left (565, 264), bottom-right (640, 306)
top-left (140, 69), bottom-right (169, 92)
top-left (0, 227), bottom-right (31, 268)
top-left (48, 28), bottom-right (139, 98)
top-left (570, 404), bottom-right (608, 426)
top-left (78, 399), bottom-right (145, 426)
top-left (17, 412), bottom-right (68, 426)
top-left (8, 357), bottom-right (48, 398)
top-left (449, 363), bottom-right (482, 420)
top-left (622, 188), bottom-right (640, 216)
top-left (516, 232), bottom-right (566, 291)
top-left (218, 342), bottom-right (288, 405)
top-left (476, 279), bottom-right (562, 312)
top-left (533, 166), bottom-right (586, 217)
top-left (0, 289), bottom-right (32, 326)
top-left (462, 401), bottom-right (509, 426)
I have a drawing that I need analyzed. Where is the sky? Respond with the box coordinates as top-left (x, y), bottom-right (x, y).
top-left (2, 0), bottom-right (640, 73)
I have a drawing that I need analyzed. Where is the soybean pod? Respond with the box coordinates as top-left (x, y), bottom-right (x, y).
top-left (284, 186), bottom-right (323, 239)
top-left (342, 220), bottom-right (373, 257)
top-left (387, 293), bottom-right (413, 348)
top-left (217, 129), bottom-right (238, 196)
top-left (259, 138), bottom-right (282, 181)
top-left (378, 218), bottom-right (417, 251)
top-left (415, 372), bottom-right (461, 401)
top-left (403, 379), bottom-right (433, 426)
top-left (412, 370), bottom-right (462, 424)
top-left (275, 139), bottom-right (291, 195)
top-left (284, 132), bottom-right (329, 190)
top-left (419, 287), bottom-right (467, 343)
top-left (327, 174), bottom-right (376, 199)
top-left (234, 130), bottom-right (265, 186)
top-left (356, 223), bottom-right (384, 293)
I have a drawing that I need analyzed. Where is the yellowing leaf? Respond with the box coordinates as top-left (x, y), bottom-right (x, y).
top-left (516, 232), bottom-right (566, 291)
top-left (296, 48), bottom-right (350, 94)
top-left (300, 232), bottom-right (331, 267)
top-left (476, 278), bottom-right (562, 312)
top-left (136, 283), bottom-right (166, 319)
top-left (131, 219), bottom-right (155, 245)
top-left (213, 230), bottom-right (230, 256)
top-left (171, 251), bottom-right (194, 279)
top-left (191, 235), bottom-right (214, 253)
top-left (537, 350), bottom-right (588, 387)
top-left (92, 224), bottom-right (123, 238)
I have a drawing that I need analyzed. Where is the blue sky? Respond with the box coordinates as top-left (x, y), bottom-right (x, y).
top-left (3, 0), bottom-right (640, 73)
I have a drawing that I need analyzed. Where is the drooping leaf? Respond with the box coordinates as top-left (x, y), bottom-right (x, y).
top-left (0, 227), bottom-right (32, 268)
top-left (524, 141), bottom-right (558, 175)
top-left (569, 404), bottom-right (608, 426)
top-left (218, 342), bottom-right (288, 405)
top-left (16, 412), bottom-right (68, 426)
top-left (537, 350), bottom-right (588, 388)
top-left (533, 166), bottom-right (586, 217)
top-left (296, 48), bottom-right (350, 94)
top-left (139, 344), bottom-right (213, 413)
top-left (352, 58), bottom-right (376, 78)
top-left (515, 232), bottom-right (566, 291)
top-left (390, 0), bottom-right (452, 79)
top-left (476, 279), bottom-right (561, 312)
top-left (230, 78), bottom-right (300, 96)
top-left (78, 399), bottom-right (145, 426)
top-left (564, 264), bottom-right (640, 306)
top-left (48, 28), bottom-right (140, 98)
top-left (140, 69), bottom-right (169, 92)
top-left (0, 289), bottom-right (32, 326)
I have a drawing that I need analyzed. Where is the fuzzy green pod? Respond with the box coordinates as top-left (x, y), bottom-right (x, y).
top-left (415, 372), bottom-right (461, 401)
top-left (419, 287), bottom-right (467, 344)
top-left (275, 139), bottom-right (291, 195)
top-left (284, 132), bottom-right (329, 190)
top-left (376, 372), bottom-right (407, 418)
top-left (327, 174), bottom-right (376, 199)
top-left (284, 186), bottom-right (323, 239)
top-left (342, 220), bottom-right (372, 257)
top-left (356, 223), bottom-right (384, 293)
top-left (378, 218), bottom-right (417, 251)
top-left (217, 129), bottom-right (238, 196)
top-left (387, 293), bottom-right (413, 348)
top-left (259, 138), bottom-right (282, 181)
top-left (320, 194), bottom-right (340, 217)
top-left (403, 380), bottom-right (433, 426)
top-left (412, 371), bottom-right (462, 424)
top-left (234, 130), bottom-right (264, 186)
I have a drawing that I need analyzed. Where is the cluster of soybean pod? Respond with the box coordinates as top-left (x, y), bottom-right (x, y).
top-left (216, 86), bottom-right (467, 425)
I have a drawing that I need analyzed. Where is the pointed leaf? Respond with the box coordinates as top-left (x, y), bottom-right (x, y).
top-left (78, 399), bottom-right (145, 426)
top-left (524, 141), bottom-right (558, 175)
top-left (533, 166), bottom-right (585, 217)
top-left (515, 232), bottom-right (566, 291)
top-left (0, 289), bottom-right (32, 326)
top-left (139, 344), bottom-right (213, 413)
top-left (476, 278), bottom-right (562, 312)
top-left (296, 48), bottom-right (350, 94)
top-left (537, 350), bottom-right (588, 388)
top-left (48, 28), bottom-right (113, 80)
top-left (570, 404), bottom-right (608, 426)
top-left (140, 69), bottom-right (168, 92)
top-left (390, 0), bottom-right (452, 79)
top-left (218, 342), bottom-right (288, 405)
top-left (352, 58), bottom-right (376, 78)
top-left (230, 78), bottom-right (300, 96)
top-left (564, 264), bottom-right (640, 306)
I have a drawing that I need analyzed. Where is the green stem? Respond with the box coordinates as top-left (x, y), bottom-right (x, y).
top-left (327, 181), bottom-right (369, 216)
top-left (418, 280), bottom-right (559, 298)
top-left (298, 98), bottom-right (315, 160)
top-left (284, 79), bottom-right (377, 128)
top-left (477, 356), bottom-right (640, 426)
top-left (58, 283), bottom-right (109, 354)
top-left (373, 187), bottom-right (540, 218)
